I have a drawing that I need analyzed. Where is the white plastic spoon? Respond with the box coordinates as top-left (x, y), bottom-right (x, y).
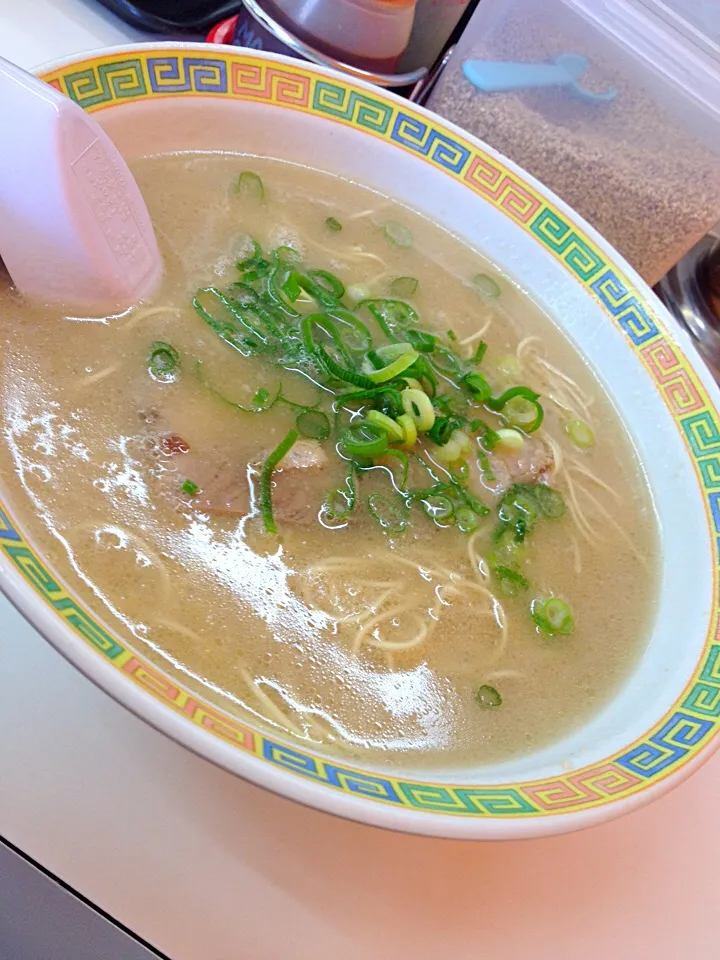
top-left (0, 56), bottom-right (162, 313)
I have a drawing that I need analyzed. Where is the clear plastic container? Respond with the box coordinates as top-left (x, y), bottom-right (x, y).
top-left (263, 0), bottom-right (418, 72)
top-left (427, 0), bottom-right (720, 285)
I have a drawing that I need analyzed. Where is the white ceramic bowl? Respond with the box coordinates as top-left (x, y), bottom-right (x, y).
top-left (3, 42), bottom-right (719, 840)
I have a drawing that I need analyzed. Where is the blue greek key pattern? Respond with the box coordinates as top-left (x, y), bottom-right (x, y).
top-left (590, 270), bottom-right (659, 345)
top-left (710, 493), bottom-right (720, 535)
top-left (147, 57), bottom-right (227, 94)
top-left (617, 712), bottom-right (715, 777)
top-left (0, 508), bottom-right (21, 541)
top-left (263, 741), bottom-right (403, 804)
top-left (391, 113), bottom-right (470, 173)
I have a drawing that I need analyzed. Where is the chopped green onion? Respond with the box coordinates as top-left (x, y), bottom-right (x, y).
top-left (472, 273), bottom-right (501, 300)
top-left (405, 355), bottom-right (438, 396)
top-left (397, 413), bottom-right (417, 448)
top-left (196, 362), bottom-right (281, 414)
top-left (496, 484), bottom-right (544, 544)
top-left (181, 479), bottom-right (198, 497)
top-left (362, 299), bottom-right (418, 341)
top-left (307, 269), bottom-right (345, 302)
top-left (365, 343), bottom-right (419, 383)
top-left (486, 386), bottom-right (544, 433)
top-left (478, 421), bottom-right (501, 450)
top-left (335, 384), bottom-right (403, 414)
top-left (566, 419), bottom-right (595, 449)
top-left (452, 459), bottom-right (470, 484)
top-left (291, 269), bottom-right (344, 308)
top-left (422, 494), bottom-right (455, 524)
top-left (324, 464), bottom-right (356, 521)
top-left (494, 428), bottom-right (524, 452)
top-left (433, 437), bottom-right (463, 463)
top-left (383, 221), bottom-right (413, 248)
top-left (389, 276), bottom-right (418, 298)
top-left (532, 597), bottom-right (574, 636)
top-left (476, 685), bottom-right (502, 707)
top-left (405, 329), bottom-right (437, 353)
top-left (431, 345), bottom-right (463, 376)
top-left (497, 355), bottom-right (521, 381)
top-left (493, 565), bottom-right (529, 590)
top-left (455, 505), bottom-right (481, 533)
top-left (461, 371), bottom-right (492, 404)
top-left (296, 409), bottom-right (331, 440)
top-left (535, 484), bottom-right (566, 519)
top-left (501, 487), bottom-right (539, 523)
top-left (276, 245), bottom-right (302, 264)
top-left (502, 539), bottom-right (527, 565)
top-left (235, 235), bottom-right (262, 263)
top-left (432, 429), bottom-right (469, 464)
top-left (325, 216), bottom-right (342, 232)
top-left (367, 493), bottom-right (408, 534)
top-left (259, 428), bottom-right (299, 534)
top-left (301, 315), bottom-right (376, 388)
top-left (301, 313), bottom-right (351, 366)
top-left (447, 329), bottom-right (458, 342)
top-left (504, 396), bottom-right (540, 431)
top-left (402, 388), bottom-right (435, 431)
top-left (460, 489), bottom-right (490, 517)
top-left (367, 409), bottom-right (404, 443)
top-left (325, 307), bottom-right (373, 352)
top-left (477, 450), bottom-right (495, 483)
top-left (148, 341), bottom-right (180, 383)
top-left (347, 283), bottom-right (371, 304)
top-left (235, 170), bottom-right (265, 201)
top-left (193, 288), bottom-right (266, 355)
top-left (264, 257), bottom-right (302, 317)
top-left (473, 340), bottom-right (488, 364)
top-left (427, 415), bottom-right (461, 446)
top-left (409, 480), bottom-right (455, 501)
top-left (453, 429), bottom-right (472, 456)
top-left (340, 421), bottom-right (389, 460)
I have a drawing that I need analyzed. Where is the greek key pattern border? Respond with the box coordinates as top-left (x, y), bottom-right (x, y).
top-left (24, 50), bottom-right (718, 817)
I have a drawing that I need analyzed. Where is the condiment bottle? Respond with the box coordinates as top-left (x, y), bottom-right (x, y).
top-left (259, 0), bottom-right (419, 73)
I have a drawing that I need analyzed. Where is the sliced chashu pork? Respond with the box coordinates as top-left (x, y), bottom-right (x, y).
top-left (468, 434), bottom-right (555, 499)
top-left (185, 439), bottom-right (328, 522)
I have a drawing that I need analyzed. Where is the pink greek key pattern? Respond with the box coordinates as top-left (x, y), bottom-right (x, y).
top-left (230, 62), bottom-right (310, 107)
top-left (641, 338), bottom-right (682, 381)
top-left (122, 657), bottom-right (256, 751)
top-left (524, 764), bottom-right (645, 810)
top-left (641, 338), bottom-right (703, 414)
top-left (463, 156), bottom-right (541, 223)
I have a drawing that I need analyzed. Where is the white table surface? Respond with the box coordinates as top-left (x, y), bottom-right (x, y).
top-left (2, 5), bottom-right (720, 958)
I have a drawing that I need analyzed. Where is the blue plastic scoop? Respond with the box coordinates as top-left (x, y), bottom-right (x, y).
top-left (463, 53), bottom-right (618, 103)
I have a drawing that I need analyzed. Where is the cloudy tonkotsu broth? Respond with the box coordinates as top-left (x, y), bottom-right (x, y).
top-left (0, 154), bottom-right (659, 770)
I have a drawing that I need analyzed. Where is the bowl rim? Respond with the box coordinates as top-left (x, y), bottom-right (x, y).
top-left (2, 40), bottom-right (719, 840)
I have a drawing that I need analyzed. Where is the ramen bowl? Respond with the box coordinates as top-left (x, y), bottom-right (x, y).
top-left (2, 42), bottom-right (719, 840)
